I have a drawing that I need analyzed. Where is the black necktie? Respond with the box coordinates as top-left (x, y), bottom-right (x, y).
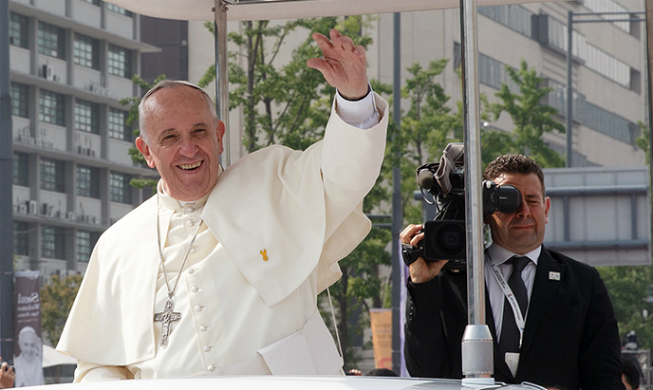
top-left (499, 256), bottom-right (530, 357)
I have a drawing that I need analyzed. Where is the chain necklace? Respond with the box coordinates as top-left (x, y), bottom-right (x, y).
top-left (154, 194), bottom-right (204, 347)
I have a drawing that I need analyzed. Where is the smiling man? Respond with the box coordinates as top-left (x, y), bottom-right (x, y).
top-left (57, 29), bottom-right (388, 381)
top-left (401, 154), bottom-right (624, 390)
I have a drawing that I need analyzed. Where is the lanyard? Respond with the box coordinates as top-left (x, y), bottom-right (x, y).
top-left (489, 259), bottom-right (527, 348)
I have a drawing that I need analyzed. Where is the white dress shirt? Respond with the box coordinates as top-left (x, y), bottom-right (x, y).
top-left (485, 244), bottom-right (541, 341)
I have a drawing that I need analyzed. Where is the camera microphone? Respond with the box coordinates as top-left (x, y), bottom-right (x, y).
top-left (417, 169), bottom-right (435, 191)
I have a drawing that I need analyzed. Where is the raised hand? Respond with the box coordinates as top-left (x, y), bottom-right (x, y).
top-left (307, 29), bottom-right (369, 100)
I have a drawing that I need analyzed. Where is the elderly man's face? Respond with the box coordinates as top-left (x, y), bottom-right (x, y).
top-left (485, 172), bottom-right (550, 254)
top-left (18, 332), bottom-right (38, 362)
top-left (136, 86), bottom-right (225, 201)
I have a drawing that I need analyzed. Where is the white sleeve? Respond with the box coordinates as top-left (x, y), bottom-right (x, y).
top-left (335, 88), bottom-right (380, 130)
top-left (74, 361), bottom-right (134, 382)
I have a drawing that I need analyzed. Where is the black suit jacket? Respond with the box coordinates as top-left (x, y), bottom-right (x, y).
top-left (404, 246), bottom-right (624, 390)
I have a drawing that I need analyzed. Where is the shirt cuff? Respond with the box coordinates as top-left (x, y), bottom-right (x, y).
top-left (335, 86), bottom-right (379, 130)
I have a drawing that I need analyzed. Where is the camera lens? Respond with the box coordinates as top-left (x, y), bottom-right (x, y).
top-left (436, 223), bottom-right (465, 256)
top-left (422, 220), bottom-right (466, 261)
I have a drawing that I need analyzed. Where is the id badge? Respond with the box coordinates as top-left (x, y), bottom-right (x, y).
top-left (505, 352), bottom-right (520, 377)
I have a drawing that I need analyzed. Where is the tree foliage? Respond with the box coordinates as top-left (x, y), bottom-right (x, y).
top-left (635, 121), bottom-right (650, 163)
top-left (487, 59), bottom-right (565, 168)
top-left (40, 274), bottom-right (83, 346)
top-left (597, 265), bottom-right (653, 349)
top-left (386, 60), bottom-right (462, 225)
top-left (200, 17), bottom-right (374, 153)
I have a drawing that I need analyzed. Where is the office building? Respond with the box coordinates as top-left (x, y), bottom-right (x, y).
top-left (9, 0), bottom-right (159, 281)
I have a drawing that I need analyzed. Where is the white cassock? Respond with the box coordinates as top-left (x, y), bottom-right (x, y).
top-left (56, 92), bottom-right (389, 381)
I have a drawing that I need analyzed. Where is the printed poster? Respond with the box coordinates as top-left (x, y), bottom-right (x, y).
top-left (369, 308), bottom-right (392, 369)
top-left (14, 271), bottom-right (44, 387)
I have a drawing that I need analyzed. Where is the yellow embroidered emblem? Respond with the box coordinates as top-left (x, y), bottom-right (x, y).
top-left (260, 249), bottom-right (268, 261)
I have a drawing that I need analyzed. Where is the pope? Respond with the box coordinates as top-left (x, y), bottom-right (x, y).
top-left (57, 29), bottom-right (388, 381)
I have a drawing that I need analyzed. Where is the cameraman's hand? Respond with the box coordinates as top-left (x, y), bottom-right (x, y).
top-left (400, 224), bottom-right (449, 284)
top-left (0, 359), bottom-right (15, 389)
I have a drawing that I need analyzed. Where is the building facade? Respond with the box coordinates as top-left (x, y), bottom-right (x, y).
top-left (372, 0), bottom-right (649, 167)
top-left (9, 0), bottom-right (159, 283)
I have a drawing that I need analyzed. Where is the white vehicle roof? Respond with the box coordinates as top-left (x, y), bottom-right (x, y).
top-left (34, 376), bottom-right (549, 390)
top-left (104, 0), bottom-right (556, 21)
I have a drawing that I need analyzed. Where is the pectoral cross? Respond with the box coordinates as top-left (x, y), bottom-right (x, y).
top-left (154, 296), bottom-right (181, 347)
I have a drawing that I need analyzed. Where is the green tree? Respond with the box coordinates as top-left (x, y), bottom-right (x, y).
top-left (597, 265), bottom-right (653, 349)
top-left (199, 17), bottom-right (373, 153)
top-left (488, 59), bottom-right (565, 168)
top-left (386, 60), bottom-right (460, 225)
top-left (635, 121), bottom-right (650, 163)
top-left (40, 274), bottom-right (83, 346)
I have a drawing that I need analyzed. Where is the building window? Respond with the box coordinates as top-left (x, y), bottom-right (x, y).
top-left (108, 108), bottom-right (131, 140)
top-left (42, 226), bottom-right (66, 259)
top-left (76, 230), bottom-right (99, 262)
top-left (39, 90), bottom-right (66, 126)
top-left (14, 221), bottom-right (29, 256)
top-left (106, 4), bottom-right (133, 17)
top-left (108, 44), bottom-right (132, 78)
top-left (80, 0), bottom-right (100, 5)
top-left (544, 15), bottom-right (630, 88)
top-left (479, 5), bottom-right (533, 38)
top-left (10, 82), bottom-right (28, 118)
top-left (74, 100), bottom-right (99, 134)
top-left (545, 79), bottom-right (638, 146)
top-left (38, 22), bottom-right (65, 59)
top-left (13, 152), bottom-right (29, 187)
top-left (74, 34), bottom-right (99, 69)
top-left (41, 158), bottom-right (65, 193)
top-left (9, 12), bottom-right (28, 48)
top-left (110, 172), bottom-right (131, 204)
top-left (76, 165), bottom-right (100, 198)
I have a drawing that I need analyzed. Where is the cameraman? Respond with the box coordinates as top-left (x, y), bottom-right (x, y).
top-left (402, 154), bottom-right (623, 390)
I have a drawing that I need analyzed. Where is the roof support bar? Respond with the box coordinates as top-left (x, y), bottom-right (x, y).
top-left (459, 0), bottom-right (494, 384)
top-left (214, 0), bottom-right (231, 166)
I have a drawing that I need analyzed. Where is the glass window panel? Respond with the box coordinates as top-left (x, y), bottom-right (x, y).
top-left (13, 221), bottom-right (29, 256)
top-left (76, 230), bottom-right (99, 262)
top-left (108, 108), bottom-right (131, 140)
top-left (38, 22), bottom-right (65, 59)
top-left (42, 226), bottom-right (65, 259)
top-left (9, 12), bottom-right (28, 48)
top-left (74, 34), bottom-right (99, 69)
top-left (74, 99), bottom-right (99, 134)
top-left (39, 90), bottom-right (65, 126)
top-left (106, 4), bottom-right (133, 17)
top-left (76, 165), bottom-right (100, 198)
top-left (107, 44), bottom-right (132, 78)
top-left (40, 158), bottom-right (65, 192)
top-left (110, 172), bottom-right (131, 204)
top-left (10, 82), bottom-right (28, 118)
top-left (13, 152), bottom-right (29, 187)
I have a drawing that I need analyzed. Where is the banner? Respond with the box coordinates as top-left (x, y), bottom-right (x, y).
top-left (369, 308), bottom-right (392, 370)
top-left (14, 271), bottom-right (44, 387)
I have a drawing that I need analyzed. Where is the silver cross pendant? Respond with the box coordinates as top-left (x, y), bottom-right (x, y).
top-left (154, 296), bottom-right (181, 348)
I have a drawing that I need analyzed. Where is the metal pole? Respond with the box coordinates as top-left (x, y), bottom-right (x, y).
top-left (459, 0), bottom-right (493, 383)
top-left (214, 0), bottom-right (231, 166)
top-left (391, 11), bottom-right (403, 376)
top-left (566, 11), bottom-right (573, 168)
top-left (0, 0), bottom-right (15, 363)
top-left (646, 0), bottom-right (652, 247)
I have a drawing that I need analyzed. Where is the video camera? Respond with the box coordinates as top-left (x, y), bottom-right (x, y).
top-left (402, 143), bottom-right (522, 271)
